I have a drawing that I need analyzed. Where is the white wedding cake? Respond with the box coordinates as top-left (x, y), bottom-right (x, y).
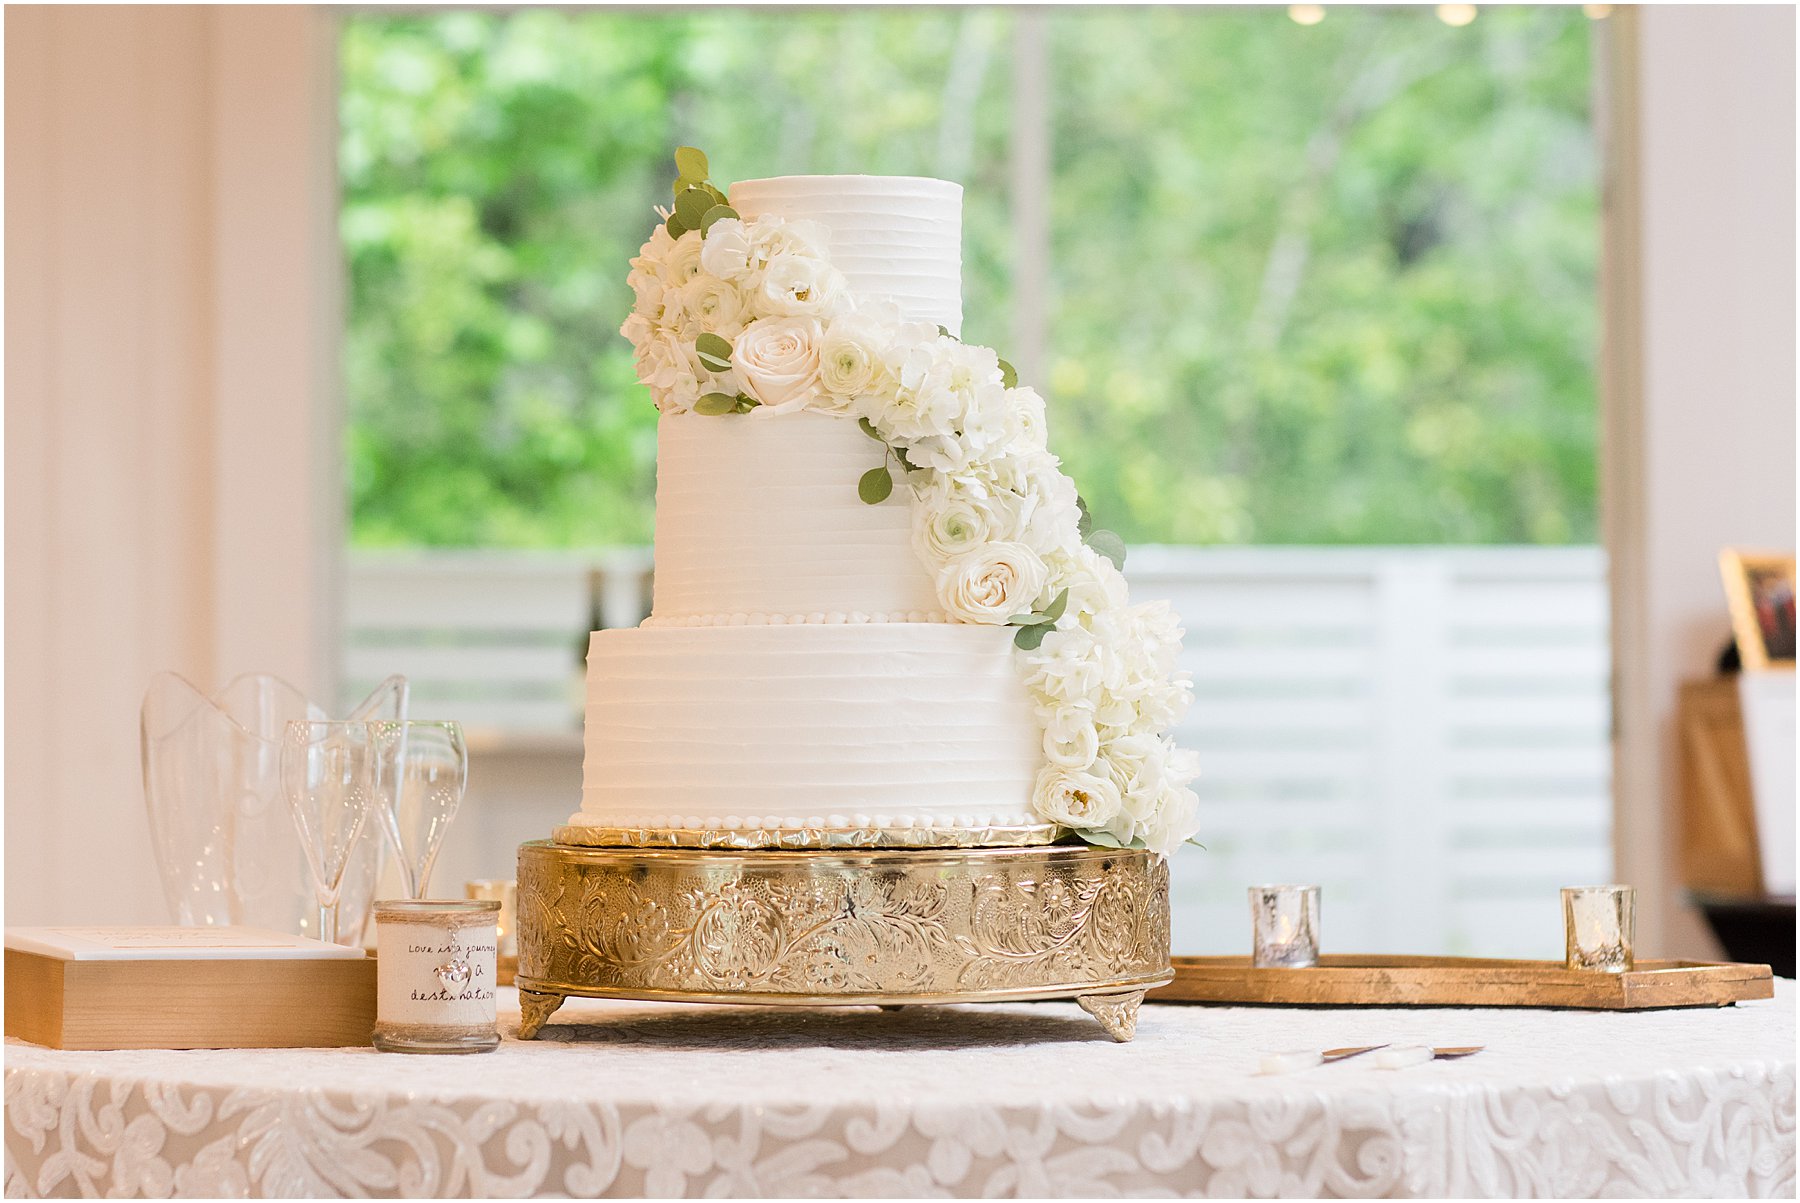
top-left (565, 154), bottom-right (1200, 854)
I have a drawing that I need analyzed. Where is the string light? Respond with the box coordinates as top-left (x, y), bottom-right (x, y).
top-left (1288, 4), bottom-right (1326, 25)
top-left (1436, 3), bottom-right (1478, 26)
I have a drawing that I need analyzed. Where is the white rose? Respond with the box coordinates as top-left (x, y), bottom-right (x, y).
top-left (758, 253), bottom-right (845, 318)
top-left (936, 541), bottom-right (1047, 625)
top-left (817, 313), bottom-right (889, 400)
top-left (733, 317), bottom-right (822, 414)
top-left (1042, 707), bottom-right (1100, 770)
top-left (700, 219), bottom-right (754, 282)
top-left (676, 274), bottom-right (747, 335)
top-left (1031, 765), bottom-right (1123, 830)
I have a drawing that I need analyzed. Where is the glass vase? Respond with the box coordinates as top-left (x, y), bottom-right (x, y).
top-left (140, 672), bottom-right (406, 943)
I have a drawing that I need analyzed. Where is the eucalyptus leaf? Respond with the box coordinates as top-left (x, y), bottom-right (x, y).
top-left (695, 332), bottom-right (733, 373)
top-left (673, 146), bottom-right (709, 180)
top-left (893, 447), bottom-right (921, 473)
top-left (1076, 495), bottom-right (1094, 539)
top-left (674, 187), bottom-right (713, 227)
top-left (734, 396), bottom-right (757, 413)
top-left (704, 182), bottom-right (729, 206)
top-left (1043, 587), bottom-right (1070, 624)
top-left (694, 392), bottom-right (736, 416)
top-left (700, 204), bottom-right (738, 234)
top-left (1074, 828), bottom-right (1133, 850)
top-left (858, 465), bottom-right (894, 505)
top-left (1007, 612), bottom-right (1041, 626)
top-left (937, 324), bottom-right (957, 340)
top-left (664, 212), bottom-right (688, 239)
top-left (998, 357), bottom-right (1018, 389)
top-left (673, 175), bottom-right (703, 196)
top-left (1086, 529), bottom-right (1127, 570)
top-left (1013, 623), bottom-right (1049, 651)
top-left (857, 417), bottom-right (885, 441)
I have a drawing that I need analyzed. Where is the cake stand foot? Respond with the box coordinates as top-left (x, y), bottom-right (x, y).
top-left (517, 989), bottom-right (566, 1040)
top-left (877, 1004), bottom-right (905, 1012)
top-left (1077, 989), bottom-right (1147, 1042)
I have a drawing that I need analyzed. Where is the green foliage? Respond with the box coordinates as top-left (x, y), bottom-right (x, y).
top-left (858, 465), bottom-right (895, 505)
top-left (341, 7), bottom-right (1596, 549)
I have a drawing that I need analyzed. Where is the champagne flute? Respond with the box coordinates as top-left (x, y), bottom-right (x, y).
top-left (281, 720), bottom-right (378, 944)
top-left (371, 720), bottom-right (468, 899)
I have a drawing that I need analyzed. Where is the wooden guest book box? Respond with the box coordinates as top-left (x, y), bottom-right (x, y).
top-left (5, 926), bottom-right (377, 1050)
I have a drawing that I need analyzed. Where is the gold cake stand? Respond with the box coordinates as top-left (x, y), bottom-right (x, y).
top-left (514, 838), bottom-right (1173, 1042)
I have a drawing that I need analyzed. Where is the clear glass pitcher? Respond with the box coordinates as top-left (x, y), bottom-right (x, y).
top-left (139, 672), bottom-right (407, 943)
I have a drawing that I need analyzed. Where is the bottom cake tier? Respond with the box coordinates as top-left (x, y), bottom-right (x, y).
top-left (567, 622), bottom-right (1047, 845)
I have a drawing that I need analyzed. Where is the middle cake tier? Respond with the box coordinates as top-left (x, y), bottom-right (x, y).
top-left (569, 622), bottom-right (1045, 837)
top-left (646, 409), bottom-right (944, 624)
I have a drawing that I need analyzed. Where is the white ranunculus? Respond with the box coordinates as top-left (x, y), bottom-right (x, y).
top-left (1031, 765), bottom-right (1123, 830)
top-left (1042, 707), bottom-right (1100, 771)
top-left (936, 541), bottom-right (1047, 625)
top-left (658, 233), bottom-right (705, 287)
top-left (733, 317), bottom-right (822, 414)
top-left (911, 485), bottom-right (996, 567)
top-left (700, 219), bottom-right (755, 282)
top-left (677, 274), bottom-right (747, 335)
top-left (758, 253), bottom-right (845, 318)
top-left (817, 313), bottom-right (889, 401)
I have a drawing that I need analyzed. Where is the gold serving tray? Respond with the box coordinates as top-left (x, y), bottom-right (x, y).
top-left (1152, 954), bottom-right (1775, 1010)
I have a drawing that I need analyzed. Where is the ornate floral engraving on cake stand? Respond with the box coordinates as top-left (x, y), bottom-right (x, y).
top-left (515, 840), bottom-right (1172, 1042)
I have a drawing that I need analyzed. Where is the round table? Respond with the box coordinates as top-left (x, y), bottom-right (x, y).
top-left (6, 984), bottom-right (1793, 1197)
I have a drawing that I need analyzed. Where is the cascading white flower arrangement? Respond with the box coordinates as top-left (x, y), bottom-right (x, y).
top-left (619, 149), bottom-right (1200, 855)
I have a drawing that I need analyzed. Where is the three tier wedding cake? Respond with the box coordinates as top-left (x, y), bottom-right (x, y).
top-left (562, 150), bottom-right (1199, 855)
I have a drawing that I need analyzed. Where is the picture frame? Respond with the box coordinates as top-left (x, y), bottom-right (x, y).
top-left (1719, 549), bottom-right (1797, 670)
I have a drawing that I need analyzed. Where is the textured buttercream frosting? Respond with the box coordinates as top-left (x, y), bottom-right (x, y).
top-left (571, 624), bottom-right (1041, 826)
top-left (729, 175), bottom-right (963, 336)
top-left (650, 410), bottom-right (942, 622)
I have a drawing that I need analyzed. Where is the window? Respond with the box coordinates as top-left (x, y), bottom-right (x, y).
top-left (341, 6), bottom-right (1606, 956)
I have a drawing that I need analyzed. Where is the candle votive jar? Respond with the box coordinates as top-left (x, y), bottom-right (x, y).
top-left (465, 879), bottom-right (518, 958)
top-left (1250, 885), bottom-right (1321, 968)
top-left (1563, 885), bottom-right (1635, 972)
top-left (373, 899), bottom-right (501, 1053)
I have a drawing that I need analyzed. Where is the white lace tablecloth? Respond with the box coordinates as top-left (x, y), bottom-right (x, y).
top-left (5, 983), bottom-right (1794, 1198)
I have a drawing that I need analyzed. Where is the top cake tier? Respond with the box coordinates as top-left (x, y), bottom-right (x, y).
top-left (728, 175), bottom-right (963, 336)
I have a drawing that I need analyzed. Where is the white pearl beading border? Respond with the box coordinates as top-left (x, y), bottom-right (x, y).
top-left (642, 609), bottom-right (952, 627)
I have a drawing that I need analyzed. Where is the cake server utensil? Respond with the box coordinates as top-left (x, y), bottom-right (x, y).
top-left (1372, 1045), bottom-right (1485, 1069)
top-left (1259, 1044), bottom-right (1388, 1074)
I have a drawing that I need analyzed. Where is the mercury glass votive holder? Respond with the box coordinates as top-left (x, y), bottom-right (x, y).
top-left (1250, 885), bottom-right (1321, 968)
top-left (1563, 885), bottom-right (1635, 972)
top-left (373, 899), bottom-right (501, 1053)
top-left (465, 879), bottom-right (517, 958)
